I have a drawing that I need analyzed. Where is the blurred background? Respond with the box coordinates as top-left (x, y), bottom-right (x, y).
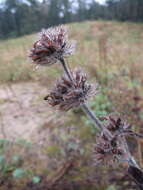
top-left (1, 0), bottom-right (143, 39)
top-left (0, 0), bottom-right (143, 189)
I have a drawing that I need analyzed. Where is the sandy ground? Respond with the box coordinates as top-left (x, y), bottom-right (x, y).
top-left (0, 82), bottom-right (65, 141)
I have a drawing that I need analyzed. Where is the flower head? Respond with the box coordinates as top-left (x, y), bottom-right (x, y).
top-left (100, 114), bottom-right (131, 132)
top-left (93, 133), bottom-right (124, 165)
top-left (29, 25), bottom-right (76, 66)
top-left (44, 68), bottom-right (97, 111)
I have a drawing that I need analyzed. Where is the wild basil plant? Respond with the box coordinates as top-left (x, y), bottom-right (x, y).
top-left (29, 25), bottom-right (143, 189)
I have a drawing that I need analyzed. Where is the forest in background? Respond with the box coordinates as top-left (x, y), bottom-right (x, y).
top-left (0, 0), bottom-right (143, 39)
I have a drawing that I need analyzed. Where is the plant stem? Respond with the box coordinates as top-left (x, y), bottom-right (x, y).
top-left (60, 58), bottom-right (73, 82)
top-left (128, 165), bottom-right (143, 190)
top-left (60, 58), bottom-right (141, 170)
top-left (81, 104), bottom-right (113, 139)
top-left (60, 58), bottom-right (113, 140)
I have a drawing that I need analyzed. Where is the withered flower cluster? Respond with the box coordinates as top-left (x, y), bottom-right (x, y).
top-left (93, 114), bottom-right (143, 169)
top-left (45, 69), bottom-right (97, 111)
top-left (93, 115), bottom-right (135, 165)
top-left (29, 25), bottom-right (76, 66)
top-left (100, 114), bottom-right (131, 133)
top-left (101, 114), bottom-right (143, 140)
top-left (93, 133), bottom-right (124, 165)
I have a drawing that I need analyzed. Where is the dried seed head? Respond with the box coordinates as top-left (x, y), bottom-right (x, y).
top-left (100, 114), bottom-right (131, 132)
top-left (93, 133), bottom-right (124, 165)
top-left (45, 68), bottom-right (97, 111)
top-left (29, 25), bottom-right (76, 66)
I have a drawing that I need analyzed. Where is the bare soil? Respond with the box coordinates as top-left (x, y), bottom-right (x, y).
top-left (0, 82), bottom-right (61, 141)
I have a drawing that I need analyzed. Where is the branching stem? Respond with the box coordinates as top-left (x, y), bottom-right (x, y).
top-left (60, 58), bottom-right (112, 139)
top-left (60, 58), bottom-right (140, 172)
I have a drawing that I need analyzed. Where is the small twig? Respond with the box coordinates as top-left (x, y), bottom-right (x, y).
top-left (48, 157), bottom-right (74, 187)
top-left (118, 130), bottom-right (143, 140)
top-left (7, 83), bottom-right (23, 110)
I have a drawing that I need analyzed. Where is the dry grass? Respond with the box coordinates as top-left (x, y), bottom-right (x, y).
top-left (0, 21), bottom-right (143, 83)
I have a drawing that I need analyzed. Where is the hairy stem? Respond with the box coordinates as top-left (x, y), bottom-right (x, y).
top-left (60, 58), bottom-right (113, 139)
top-left (81, 104), bottom-right (113, 139)
top-left (60, 58), bottom-right (73, 82)
top-left (60, 58), bottom-right (141, 170)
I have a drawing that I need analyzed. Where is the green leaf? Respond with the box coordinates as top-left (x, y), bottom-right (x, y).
top-left (16, 139), bottom-right (32, 148)
top-left (139, 111), bottom-right (143, 120)
top-left (12, 168), bottom-right (26, 179)
top-left (106, 185), bottom-right (116, 190)
top-left (44, 145), bottom-right (60, 155)
top-left (79, 148), bottom-right (84, 155)
top-left (3, 164), bottom-right (15, 173)
top-left (0, 155), bottom-right (5, 164)
top-left (12, 155), bottom-right (20, 163)
top-left (67, 143), bottom-right (78, 151)
top-left (32, 176), bottom-right (41, 184)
